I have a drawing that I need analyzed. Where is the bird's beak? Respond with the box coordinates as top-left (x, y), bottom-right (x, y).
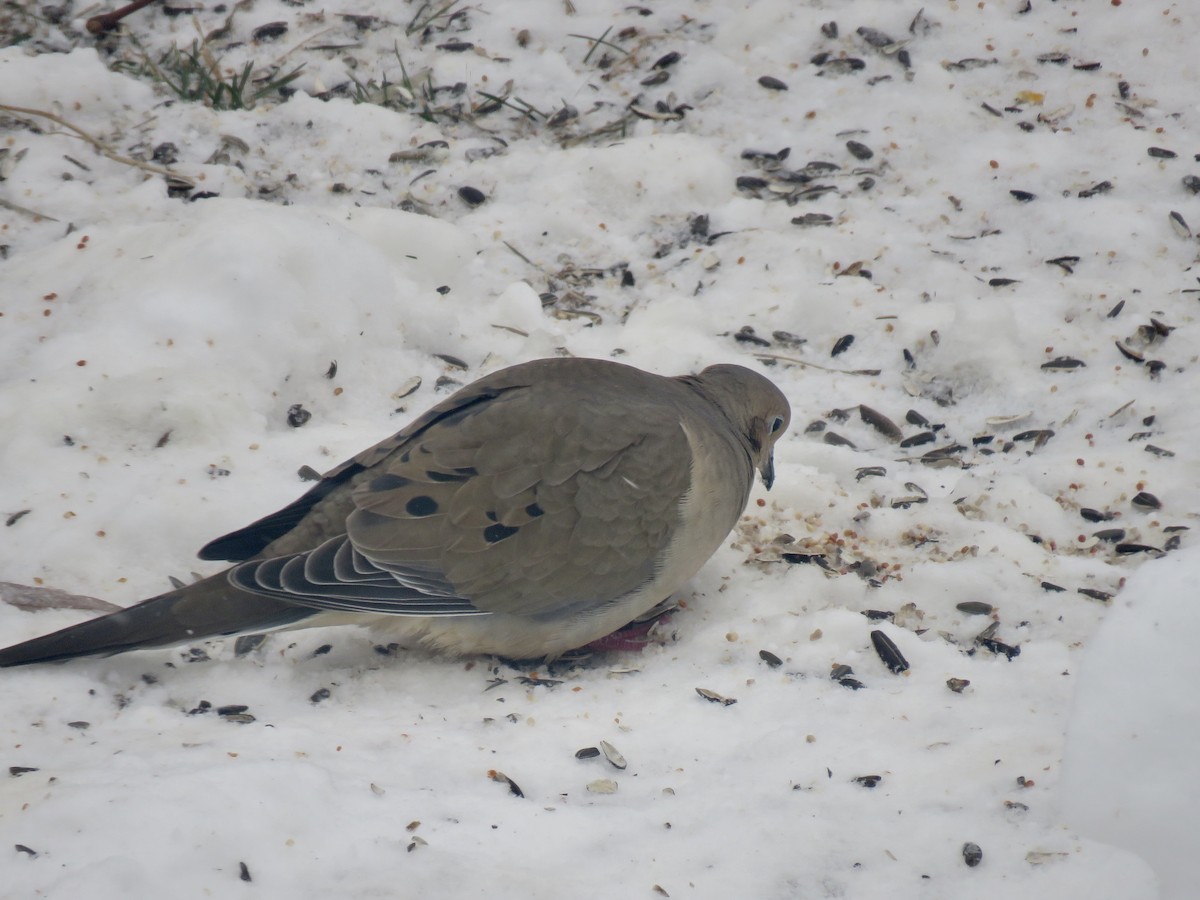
top-left (760, 453), bottom-right (776, 491)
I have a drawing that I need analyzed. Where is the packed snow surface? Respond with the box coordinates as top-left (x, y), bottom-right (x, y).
top-left (2, 2), bottom-right (1197, 897)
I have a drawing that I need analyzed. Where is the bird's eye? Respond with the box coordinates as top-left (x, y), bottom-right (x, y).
top-left (770, 416), bottom-right (785, 434)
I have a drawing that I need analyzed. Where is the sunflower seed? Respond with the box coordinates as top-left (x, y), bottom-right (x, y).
top-left (977, 638), bottom-right (1020, 659)
top-left (458, 186), bottom-right (487, 206)
top-left (1131, 491), bottom-right (1161, 510)
top-left (921, 443), bottom-right (966, 461)
top-left (846, 140), bottom-right (874, 160)
top-left (857, 27), bottom-right (894, 47)
top-left (393, 376), bottom-right (422, 400)
top-left (759, 649), bottom-right (783, 667)
top-left (1078, 180), bottom-right (1112, 198)
top-left (434, 353), bottom-right (469, 370)
top-left (252, 22), bottom-right (288, 41)
top-left (488, 770), bottom-right (524, 797)
top-left (943, 58), bottom-right (996, 71)
top-left (831, 334), bottom-right (855, 356)
top-left (234, 634), bottom-right (267, 656)
top-left (859, 405), bottom-right (903, 441)
top-left (389, 141), bottom-right (450, 163)
top-left (1046, 255), bottom-right (1080, 274)
top-left (791, 213), bottom-right (834, 227)
top-left (736, 175), bottom-right (769, 192)
top-left (900, 431), bottom-right (935, 448)
top-left (956, 601), bottom-right (994, 616)
top-left (599, 740), bottom-right (627, 770)
top-left (870, 630), bottom-right (909, 673)
top-left (1041, 357), bottom-right (1085, 370)
top-left (782, 552), bottom-right (831, 568)
top-left (287, 404), bottom-right (311, 428)
top-left (1116, 543), bottom-right (1163, 556)
top-left (695, 687), bottom-right (736, 706)
top-left (820, 58), bottom-right (866, 74)
top-left (772, 329), bottom-right (807, 347)
top-left (1013, 429), bottom-right (1054, 445)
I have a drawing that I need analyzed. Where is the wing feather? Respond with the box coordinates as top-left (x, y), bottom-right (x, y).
top-left (208, 359), bottom-right (694, 621)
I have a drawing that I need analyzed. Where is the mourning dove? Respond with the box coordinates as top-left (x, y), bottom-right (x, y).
top-left (0, 357), bottom-right (789, 666)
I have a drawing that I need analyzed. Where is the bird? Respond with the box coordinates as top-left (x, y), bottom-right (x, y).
top-left (0, 357), bottom-right (789, 667)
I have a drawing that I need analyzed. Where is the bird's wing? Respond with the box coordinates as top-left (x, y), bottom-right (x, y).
top-left (218, 360), bottom-right (695, 620)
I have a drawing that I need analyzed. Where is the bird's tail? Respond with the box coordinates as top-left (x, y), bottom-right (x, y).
top-left (0, 573), bottom-right (314, 667)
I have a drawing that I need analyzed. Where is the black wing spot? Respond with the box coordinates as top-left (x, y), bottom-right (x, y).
top-left (485, 510), bottom-right (498, 522)
top-left (427, 470), bottom-right (471, 483)
top-left (483, 523), bottom-right (520, 543)
top-left (525, 502), bottom-right (544, 518)
top-left (370, 473), bottom-right (411, 491)
top-left (455, 466), bottom-right (479, 476)
top-left (406, 495), bottom-right (439, 517)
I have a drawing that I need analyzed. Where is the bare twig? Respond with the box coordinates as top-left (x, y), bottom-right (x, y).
top-left (0, 103), bottom-right (196, 187)
top-left (86, 0), bottom-right (160, 35)
top-left (0, 197), bottom-right (60, 222)
top-left (502, 240), bottom-right (541, 268)
top-left (754, 352), bottom-right (882, 376)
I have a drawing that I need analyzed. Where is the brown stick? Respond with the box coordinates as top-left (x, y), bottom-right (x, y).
top-left (86, 0), bottom-right (160, 35)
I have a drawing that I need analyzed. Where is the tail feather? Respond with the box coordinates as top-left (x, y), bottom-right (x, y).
top-left (0, 574), bottom-right (314, 667)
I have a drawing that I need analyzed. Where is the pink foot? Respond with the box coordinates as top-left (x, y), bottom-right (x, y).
top-left (580, 612), bottom-right (675, 653)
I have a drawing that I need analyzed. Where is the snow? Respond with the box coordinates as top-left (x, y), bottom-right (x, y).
top-left (1060, 545), bottom-right (1200, 900)
top-left (1, 1), bottom-right (1197, 897)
